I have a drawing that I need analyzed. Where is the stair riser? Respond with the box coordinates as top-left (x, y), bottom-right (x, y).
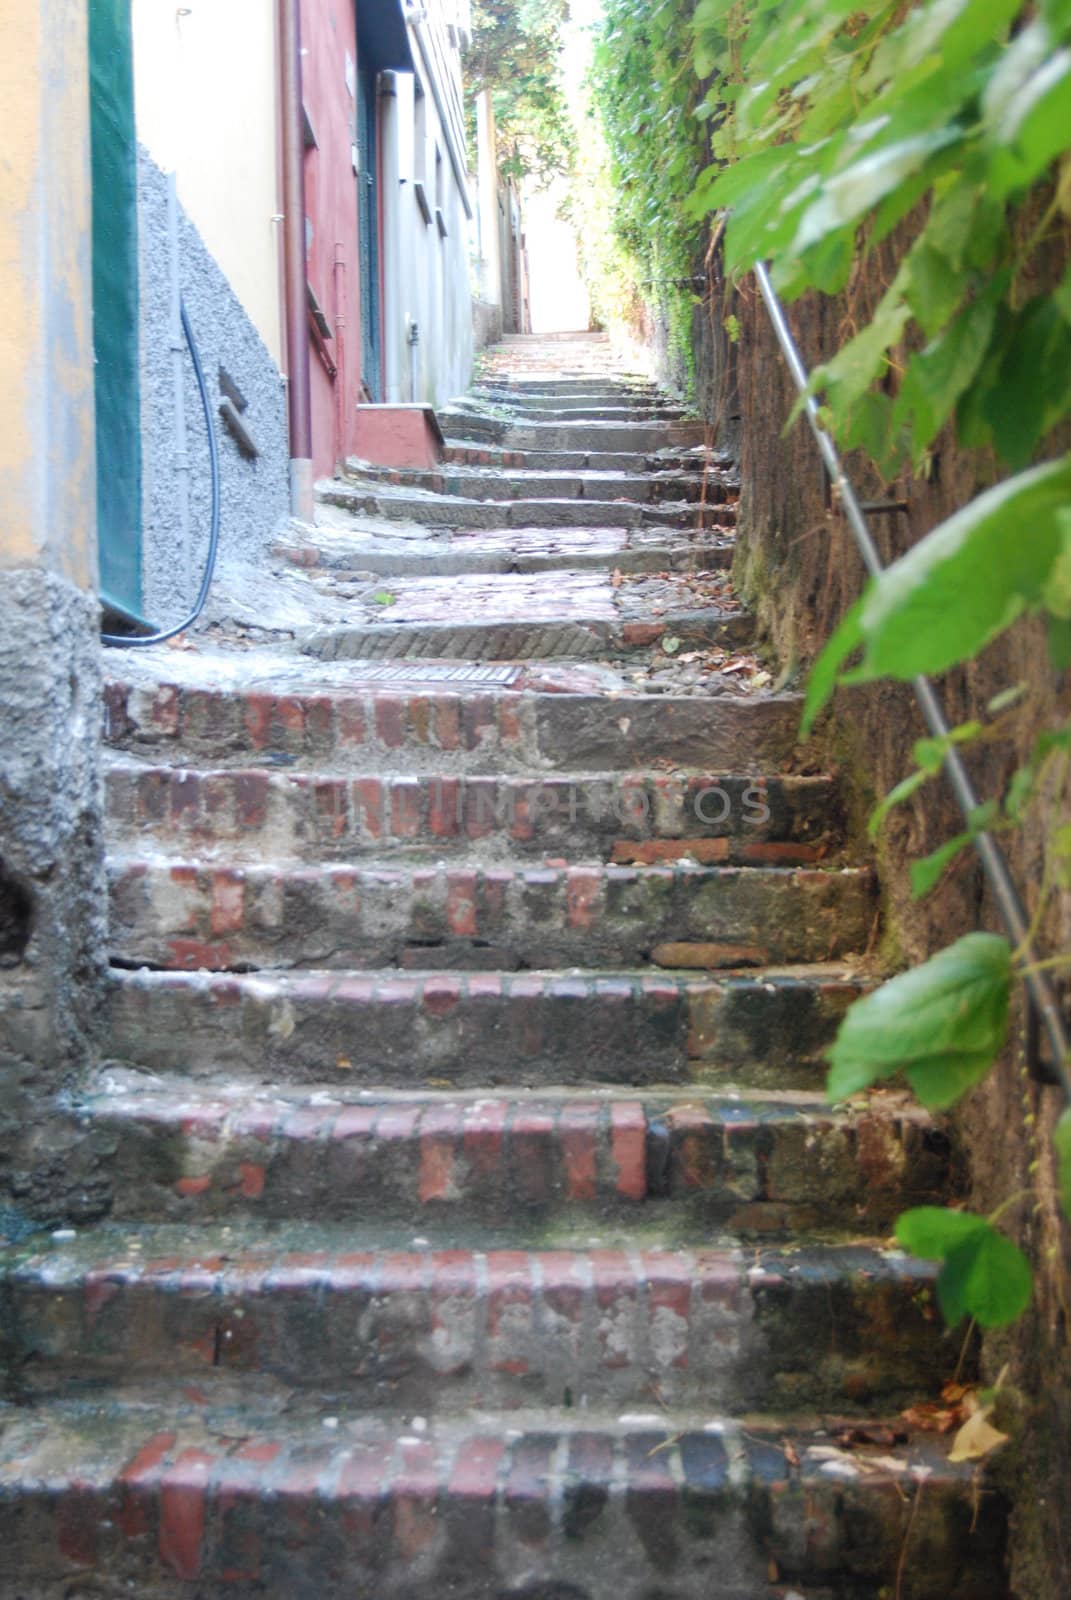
top-left (274, 533), bottom-right (736, 579)
top-left (456, 406), bottom-right (691, 424)
top-left (341, 468), bottom-right (719, 504)
top-left (105, 971), bottom-right (868, 1093)
top-left (302, 609), bottom-right (753, 665)
top-left (105, 768), bottom-right (843, 864)
top-left (0, 1434), bottom-right (1004, 1600)
top-left (103, 683), bottom-right (806, 775)
top-left (438, 412), bottom-right (709, 452)
top-left (443, 444), bottom-right (726, 474)
top-left (5, 1250), bottom-right (953, 1412)
top-left (319, 483), bottom-right (727, 530)
top-left (108, 862), bottom-right (874, 972)
top-left (87, 1091), bottom-right (952, 1232)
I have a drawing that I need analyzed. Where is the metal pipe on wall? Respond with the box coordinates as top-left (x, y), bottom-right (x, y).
top-left (279, 0), bottom-right (313, 519)
top-left (379, 71), bottom-right (403, 404)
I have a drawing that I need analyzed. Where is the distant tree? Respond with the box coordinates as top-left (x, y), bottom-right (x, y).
top-left (465, 0), bottom-right (575, 187)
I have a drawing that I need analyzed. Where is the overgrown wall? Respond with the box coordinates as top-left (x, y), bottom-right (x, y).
top-left (698, 236), bottom-right (1071, 1598)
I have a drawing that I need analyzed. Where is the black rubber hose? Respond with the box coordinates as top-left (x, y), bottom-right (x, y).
top-left (102, 300), bottom-right (221, 648)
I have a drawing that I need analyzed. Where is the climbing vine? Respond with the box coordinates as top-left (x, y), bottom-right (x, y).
top-left (688, 0), bottom-right (1071, 1331)
top-left (588, 0), bottom-right (710, 387)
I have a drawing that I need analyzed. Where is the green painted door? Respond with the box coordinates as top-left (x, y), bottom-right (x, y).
top-left (89, 0), bottom-right (143, 618)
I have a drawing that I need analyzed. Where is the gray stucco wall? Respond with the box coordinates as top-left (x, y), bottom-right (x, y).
top-left (137, 148), bottom-right (289, 627)
top-left (0, 571), bottom-right (106, 1225)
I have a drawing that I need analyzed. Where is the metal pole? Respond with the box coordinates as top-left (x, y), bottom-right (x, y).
top-left (753, 260), bottom-right (1071, 1099)
top-left (279, 0), bottom-right (313, 520)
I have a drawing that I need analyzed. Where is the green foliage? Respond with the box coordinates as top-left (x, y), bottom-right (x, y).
top-left (682, 0), bottom-right (1071, 1335)
top-left (466, 0), bottom-right (575, 186)
top-left (827, 934), bottom-right (1012, 1110)
top-left (587, 0), bottom-right (710, 388)
top-left (1056, 1108), bottom-right (1071, 1220)
top-left (896, 1207), bottom-right (1033, 1327)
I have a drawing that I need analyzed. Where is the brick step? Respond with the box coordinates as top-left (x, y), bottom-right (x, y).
top-left (319, 479), bottom-right (727, 531)
top-left (102, 966), bottom-right (868, 1091)
top-left (0, 1396), bottom-right (1005, 1598)
top-left (437, 410), bottom-right (709, 452)
top-left (107, 859), bottom-right (874, 972)
top-left (276, 523), bottom-right (736, 579)
top-left (470, 382), bottom-right (663, 402)
top-left (447, 402), bottom-right (691, 424)
top-left (103, 669), bottom-right (804, 774)
top-left (441, 443), bottom-right (728, 474)
top-left (82, 1072), bottom-right (952, 1233)
top-left (104, 763), bottom-right (844, 865)
top-left (4, 1229), bottom-right (963, 1413)
top-left (338, 463), bottom-right (720, 505)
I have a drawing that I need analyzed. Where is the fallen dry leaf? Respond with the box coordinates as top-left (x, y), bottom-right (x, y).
top-left (948, 1407), bottom-right (1009, 1463)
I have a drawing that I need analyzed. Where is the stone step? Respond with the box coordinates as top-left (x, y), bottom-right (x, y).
top-left (82, 1073), bottom-right (953, 1234)
top-left (319, 479), bottom-right (726, 531)
top-left (339, 463), bottom-right (720, 505)
top-left (0, 1397), bottom-right (1005, 1599)
top-left (4, 1227), bottom-right (962, 1412)
top-left (301, 611), bottom-right (750, 665)
top-left (442, 442), bottom-right (729, 475)
top-left (438, 409), bottom-right (708, 452)
top-left (103, 966), bottom-right (868, 1091)
top-left (103, 671), bottom-right (807, 774)
top-left (107, 858), bottom-right (874, 972)
top-left (470, 380), bottom-right (662, 399)
top-left (276, 523), bottom-right (736, 580)
top-left (104, 763), bottom-right (844, 866)
top-left (453, 402), bottom-right (691, 423)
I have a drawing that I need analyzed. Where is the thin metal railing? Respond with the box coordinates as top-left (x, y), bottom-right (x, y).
top-left (753, 260), bottom-right (1071, 1100)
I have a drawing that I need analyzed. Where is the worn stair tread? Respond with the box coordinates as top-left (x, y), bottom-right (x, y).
top-left (319, 480), bottom-right (726, 532)
top-left (0, 1391), bottom-right (1005, 1600)
top-left (106, 854), bottom-right (874, 973)
top-left (103, 660), bottom-right (808, 774)
top-left (103, 961), bottom-right (873, 1090)
top-left (3, 1226), bottom-right (958, 1412)
top-left (277, 521), bottom-right (736, 578)
top-left (80, 1059), bottom-right (952, 1235)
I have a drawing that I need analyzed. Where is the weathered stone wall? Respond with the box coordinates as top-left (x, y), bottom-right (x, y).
top-left (0, 576), bottom-right (107, 1229)
top-left (696, 237), bottom-right (1071, 1599)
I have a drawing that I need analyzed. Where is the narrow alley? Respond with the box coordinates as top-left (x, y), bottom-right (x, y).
top-left (0, 337), bottom-right (996, 1597)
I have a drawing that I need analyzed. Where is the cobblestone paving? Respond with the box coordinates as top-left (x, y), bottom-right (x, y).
top-left (0, 336), bottom-right (1000, 1599)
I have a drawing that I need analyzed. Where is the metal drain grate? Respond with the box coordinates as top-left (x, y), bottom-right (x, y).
top-left (343, 662), bottom-right (523, 686)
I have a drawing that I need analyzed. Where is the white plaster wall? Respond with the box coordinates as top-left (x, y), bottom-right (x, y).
top-left (380, 16), bottom-right (473, 410)
top-left (131, 0), bottom-right (283, 365)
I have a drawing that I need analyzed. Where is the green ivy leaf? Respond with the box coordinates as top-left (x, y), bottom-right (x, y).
top-left (896, 1207), bottom-right (1033, 1327)
top-left (826, 933), bottom-right (1011, 1108)
top-left (868, 767), bottom-right (932, 839)
top-left (792, 129), bottom-right (961, 256)
top-left (909, 800), bottom-right (999, 899)
top-left (1056, 1108), bottom-right (1071, 1221)
top-left (896, 287), bottom-right (1001, 460)
top-left (842, 456), bottom-right (1071, 685)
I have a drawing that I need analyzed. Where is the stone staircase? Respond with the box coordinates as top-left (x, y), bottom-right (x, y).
top-left (0, 336), bottom-right (1005, 1597)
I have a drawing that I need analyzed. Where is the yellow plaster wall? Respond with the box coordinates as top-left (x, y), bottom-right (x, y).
top-left (0, 1), bottom-right (97, 586)
top-left (131, 1), bottom-right (284, 364)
